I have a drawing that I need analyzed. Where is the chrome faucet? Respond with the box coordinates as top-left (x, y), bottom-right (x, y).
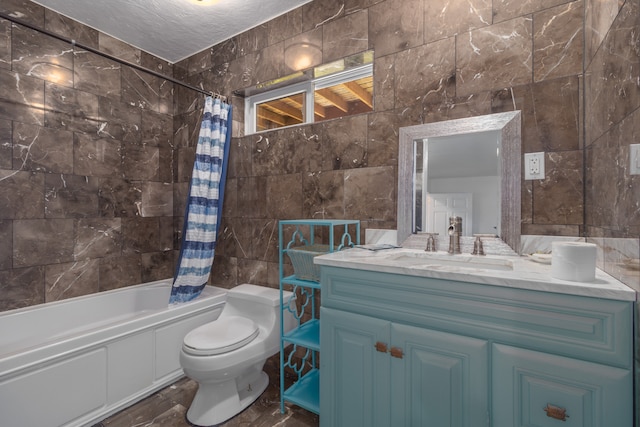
top-left (447, 216), bottom-right (462, 254)
top-left (471, 235), bottom-right (485, 256)
top-left (425, 233), bottom-right (438, 252)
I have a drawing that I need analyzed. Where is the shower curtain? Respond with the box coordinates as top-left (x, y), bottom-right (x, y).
top-left (170, 96), bottom-right (232, 304)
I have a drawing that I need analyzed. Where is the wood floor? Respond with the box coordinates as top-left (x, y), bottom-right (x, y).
top-left (93, 355), bottom-right (319, 427)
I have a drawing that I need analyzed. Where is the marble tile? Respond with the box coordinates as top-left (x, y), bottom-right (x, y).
top-left (122, 144), bottom-right (160, 181)
top-left (0, 0), bottom-right (45, 27)
top-left (424, 0), bottom-right (492, 44)
top-left (0, 219), bottom-right (11, 270)
top-left (140, 181), bottom-right (173, 217)
top-left (98, 96), bottom-right (142, 143)
top-left (493, 0), bottom-right (570, 23)
top-left (73, 49), bottom-right (121, 99)
top-left (394, 38), bottom-right (456, 109)
top-left (141, 110), bottom-right (172, 147)
top-left (13, 122), bottom-right (74, 174)
top-left (98, 255), bottom-right (142, 291)
top-left (0, 68), bottom-right (44, 126)
top-left (122, 67), bottom-right (170, 114)
top-left (266, 174), bottom-right (304, 219)
top-left (44, 82), bottom-right (101, 134)
top-left (302, 169), bottom-right (346, 219)
top-left (237, 24), bottom-right (269, 57)
top-left (98, 33), bottom-right (140, 65)
top-left (238, 176), bottom-right (268, 219)
top-left (255, 42), bottom-right (284, 85)
top-left (0, 266), bottom-right (45, 311)
top-left (0, 118), bottom-right (12, 169)
top-left (457, 17), bottom-right (533, 97)
top-left (44, 9), bottom-right (99, 49)
top-left (98, 177), bottom-right (142, 218)
top-left (533, 150), bottom-right (583, 225)
top-left (322, 9), bottom-right (368, 63)
top-left (373, 53), bottom-right (395, 112)
top-left (74, 218), bottom-right (122, 260)
top-left (600, 237), bottom-right (640, 291)
top-left (344, 165), bottom-right (396, 221)
top-left (366, 111), bottom-right (407, 168)
top-left (44, 259), bottom-right (100, 302)
top-left (237, 257), bottom-right (269, 285)
top-left (44, 174), bottom-right (99, 218)
top-left (268, 9), bottom-right (302, 46)
top-left (74, 133), bottom-right (122, 177)
top-left (0, 18), bottom-right (11, 70)
top-left (13, 218), bottom-right (74, 267)
top-left (284, 28), bottom-right (323, 73)
top-left (141, 250), bottom-right (174, 283)
top-left (122, 217), bottom-right (165, 254)
top-left (322, 114), bottom-right (368, 170)
top-left (11, 24), bottom-right (74, 87)
top-left (369, 0), bottom-right (423, 57)
top-left (533, 1), bottom-right (583, 82)
top-left (585, 0), bottom-right (620, 63)
top-left (302, 0), bottom-right (345, 33)
top-left (0, 170), bottom-right (44, 219)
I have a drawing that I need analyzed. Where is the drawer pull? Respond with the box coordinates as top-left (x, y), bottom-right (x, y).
top-left (390, 347), bottom-right (404, 359)
top-left (375, 341), bottom-right (388, 353)
top-left (544, 404), bottom-right (568, 421)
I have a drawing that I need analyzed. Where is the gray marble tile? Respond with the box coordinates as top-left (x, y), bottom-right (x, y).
top-left (585, 0), bottom-right (620, 63)
top-left (369, 0), bottom-right (423, 57)
top-left (45, 9), bottom-right (99, 49)
top-left (13, 122), bottom-right (74, 173)
top-left (238, 24), bottom-right (269, 57)
top-left (122, 217), bottom-right (164, 254)
top-left (457, 17), bottom-right (533, 97)
top-left (302, 0), bottom-right (345, 33)
top-left (344, 165), bottom-right (395, 221)
top-left (394, 38), bottom-right (456, 108)
top-left (0, 18), bottom-right (10, 70)
top-left (0, 0), bottom-right (45, 27)
top-left (98, 96), bottom-right (142, 143)
top-left (98, 33), bottom-right (140, 65)
top-left (0, 68), bottom-right (44, 126)
top-left (0, 266), bottom-right (45, 311)
top-left (237, 257), bottom-right (269, 285)
top-left (141, 250), bottom-right (174, 283)
top-left (141, 110), bottom-right (172, 147)
top-left (493, 0), bottom-right (570, 23)
top-left (255, 41), bottom-right (284, 85)
top-left (44, 259), bottom-right (100, 302)
top-left (0, 170), bottom-right (44, 219)
top-left (98, 255), bottom-right (141, 291)
top-left (284, 28), bottom-right (323, 73)
top-left (140, 181), bottom-right (173, 217)
top-left (0, 219), bottom-right (11, 270)
top-left (424, 0), bottom-right (492, 44)
top-left (98, 177), bottom-right (142, 218)
top-left (44, 174), bottom-right (99, 218)
top-left (0, 118), bottom-right (11, 169)
top-left (12, 24), bottom-right (74, 87)
top-left (74, 218), bottom-right (122, 260)
top-left (322, 114), bottom-right (368, 170)
top-left (44, 81), bottom-right (101, 134)
top-left (322, 9), bottom-right (368, 63)
top-left (266, 174), bottom-right (304, 219)
top-left (73, 49), bottom-right (121, 99)
top-left (122, 144), bottom-right (160, 181)
top-left (74, 133), bottom-right (122, 178)
top-left (373, 53), bottom-right (395, 112)
top-left (533, 1), bottom-right (583, 82)
top-left (366, 111), bottom-right (405, 168)
top-left (268, 9), bottom-right (302, 46)
top-left (13, 218), bottom-right (74, 267)
top-left (302, 169), bottom-right (346, 219)
top-left (238, 176), bottom-right (268, 219)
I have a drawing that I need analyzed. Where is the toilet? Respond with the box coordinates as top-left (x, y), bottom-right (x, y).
top-left (180, 284), bottom-right (296, 426)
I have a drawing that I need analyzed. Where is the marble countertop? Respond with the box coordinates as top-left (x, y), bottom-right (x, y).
top-left (314, 247), bottom-right (636, 301)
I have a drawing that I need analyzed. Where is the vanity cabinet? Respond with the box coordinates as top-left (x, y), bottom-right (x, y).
top-left (278, 220), bottom-right (360, 416)
top-left (319, 265), bottom-right (633, 427)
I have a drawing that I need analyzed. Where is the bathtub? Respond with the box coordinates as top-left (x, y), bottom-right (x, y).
top-left (0, 279), bottom-right (226, 427)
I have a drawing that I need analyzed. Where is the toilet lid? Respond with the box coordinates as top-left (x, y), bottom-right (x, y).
top-left (183, 316), bottom-right (259, 356)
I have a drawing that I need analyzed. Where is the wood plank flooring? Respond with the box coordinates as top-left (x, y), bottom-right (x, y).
top-left (93, 355), bottom-right (319, 427)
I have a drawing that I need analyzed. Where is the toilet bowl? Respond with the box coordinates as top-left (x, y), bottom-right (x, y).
top-left (180, 284), bottom-right (295, 426)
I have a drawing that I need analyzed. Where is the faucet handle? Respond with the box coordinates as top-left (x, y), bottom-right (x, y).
top-left (425, 233), bottom-right (438, 252)
top-left (472, 235), bottom-right (485, 256)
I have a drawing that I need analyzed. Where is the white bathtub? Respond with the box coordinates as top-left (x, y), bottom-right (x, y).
top-left (0, 279), bottom-right (226, 427)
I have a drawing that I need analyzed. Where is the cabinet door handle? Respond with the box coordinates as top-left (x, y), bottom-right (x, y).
top-left (374, 341), bottom-right (388, 353)
top-left (544, 404), bottom-right (568, 421)
top-left (390, 347), bottom-right (404, 359)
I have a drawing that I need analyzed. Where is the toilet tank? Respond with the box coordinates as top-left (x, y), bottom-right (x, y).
top-left (223, 284), bottom-right (296, 333)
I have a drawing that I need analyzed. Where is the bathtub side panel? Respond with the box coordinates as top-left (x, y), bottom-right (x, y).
top-left (0, 348), bottom-right (107, 427)
top-left (108, 331), bottom-right (154, 405)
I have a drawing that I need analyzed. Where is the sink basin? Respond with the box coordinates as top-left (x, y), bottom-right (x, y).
top-left (383, 251), bottom-right (514, 271)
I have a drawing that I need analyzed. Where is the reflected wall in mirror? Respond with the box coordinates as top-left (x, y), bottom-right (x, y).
top-left (398, 111), bottom-right (522, 254)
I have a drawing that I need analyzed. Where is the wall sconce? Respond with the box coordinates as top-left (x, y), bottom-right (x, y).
top-left (284, 42), bottom-right (322, 72)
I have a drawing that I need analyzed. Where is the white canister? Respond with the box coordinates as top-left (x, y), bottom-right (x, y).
top-left (551, 242), bottom-right (597, 282)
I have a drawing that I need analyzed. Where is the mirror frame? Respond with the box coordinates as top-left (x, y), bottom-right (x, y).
top-left (398, 111), bottom-right (522, 254)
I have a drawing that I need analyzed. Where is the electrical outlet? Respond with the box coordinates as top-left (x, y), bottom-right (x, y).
top-left (631, 144), bottom-right (640, 175)
top-left (524, 152), bottom-right (545, 180)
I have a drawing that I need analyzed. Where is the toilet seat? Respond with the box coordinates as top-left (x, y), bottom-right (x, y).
top-left (183, 316), bottom-right (259, 356)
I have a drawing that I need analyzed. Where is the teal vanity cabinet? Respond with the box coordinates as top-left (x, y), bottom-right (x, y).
top-left (319, 265), bottom-right (633, 427)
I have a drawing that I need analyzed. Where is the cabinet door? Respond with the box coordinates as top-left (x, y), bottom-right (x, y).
top-left (320, 308), bottom-right (391, 427)
top-left (492, 344), bottom-right (632, 427)
top-left (390, 323), bottom-right (489, 427)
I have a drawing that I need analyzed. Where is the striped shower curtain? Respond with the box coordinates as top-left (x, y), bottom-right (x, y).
top-left (170, 96), bottom-right (232, 304)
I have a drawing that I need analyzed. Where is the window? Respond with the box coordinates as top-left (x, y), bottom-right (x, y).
top-left (245, 51), bottom-right (373, 134)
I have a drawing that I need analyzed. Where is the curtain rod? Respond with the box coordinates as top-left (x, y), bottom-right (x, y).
top-left (0, 11), bottom-right (226, 101)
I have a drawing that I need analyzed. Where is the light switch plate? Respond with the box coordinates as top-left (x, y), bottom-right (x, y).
top-left (524, 152), bottom-right (545, 180)
top-left (631, 144), bottom-right (640, 175)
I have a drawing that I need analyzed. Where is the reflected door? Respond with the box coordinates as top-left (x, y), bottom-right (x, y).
top-left (426, 193), bottom-right (472, 236)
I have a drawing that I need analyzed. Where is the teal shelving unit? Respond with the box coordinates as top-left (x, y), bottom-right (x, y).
top-left (278, 219), bottom-right (360, 416)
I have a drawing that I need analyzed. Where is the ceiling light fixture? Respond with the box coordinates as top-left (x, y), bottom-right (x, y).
top-left (284, 42), bottom-right (322, 72)
top-left (190, 0), bottom-right (220, 5)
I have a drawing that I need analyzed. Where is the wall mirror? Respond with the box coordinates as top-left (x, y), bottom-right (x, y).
top-left (397, 111), bottom-right (522, 254)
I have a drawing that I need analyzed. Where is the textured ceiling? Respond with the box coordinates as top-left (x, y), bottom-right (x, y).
top-left (31, 0), bottom-right (313, 63)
